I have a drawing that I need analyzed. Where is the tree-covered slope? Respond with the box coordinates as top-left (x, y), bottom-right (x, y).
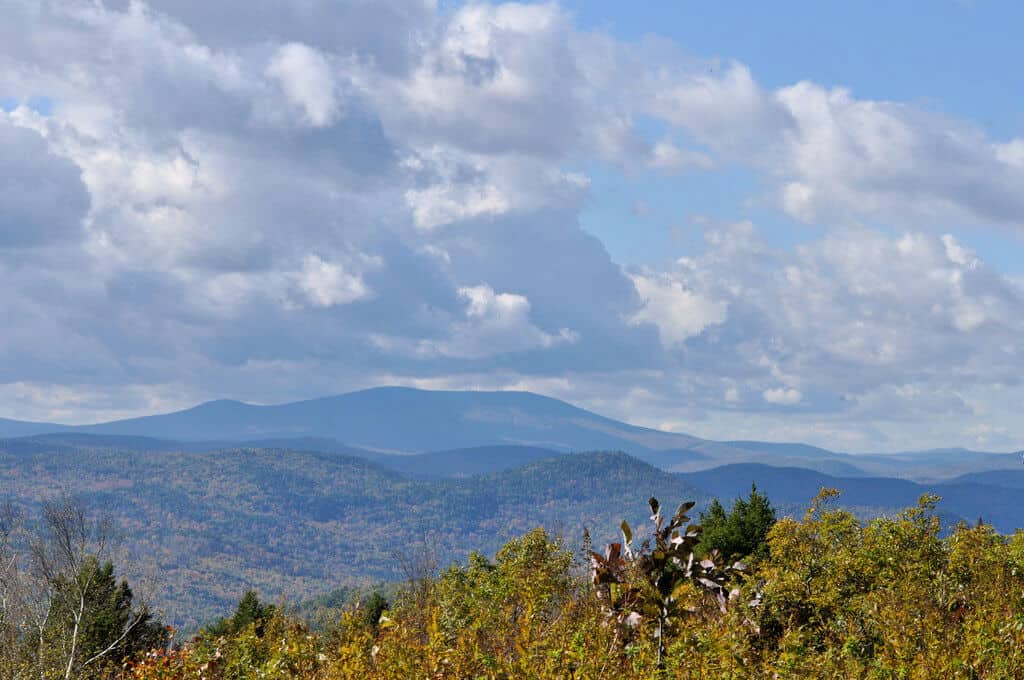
top-left (369, 445), bottom-right (565, 478)
top-left (0, 443), bottom-right (702, 630)
top-left (946, 468), bottom-right (1024, 489)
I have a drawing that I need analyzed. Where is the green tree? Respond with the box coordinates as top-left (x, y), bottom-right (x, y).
top-left (46, 557), bottom-right (166, 675)
top-left (206, 590), bottom-right (276, 638)
top-left (0, 496), bottom-right (168, 679)
top-left (697, 484), bottom-right (776, 563)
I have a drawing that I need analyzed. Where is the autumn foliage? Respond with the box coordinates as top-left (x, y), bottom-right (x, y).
top-left (108, 491), bottom-right (1024, 679)
top-left (10, 490), bottom-right (1024, 678)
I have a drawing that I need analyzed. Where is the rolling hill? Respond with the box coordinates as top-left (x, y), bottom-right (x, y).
top-left (0, 441), bottom-right (703, 630)
top-left (368, 444), bottom-right (566, 478)
top-left (0, 433), bottom-right (565, 479)
top-left (4, 428), bottom-right (1023, 632)
top-left (946, 469), bottom-right (1024, 490)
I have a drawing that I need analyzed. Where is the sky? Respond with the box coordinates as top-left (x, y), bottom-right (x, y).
top-left (2, 0), bottom-right (1024, 452)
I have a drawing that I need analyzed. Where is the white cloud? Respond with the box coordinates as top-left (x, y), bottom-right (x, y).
top-left (628, 272), bottom-right (727, 348)
top-left (382, 2), bottom-right (584, 157)
top-left (768, 82), bottom-right (1024, 227)
top-left (374, 284), bottom-right (579, 360)
top-left (642, 69), bottom-right (1024, 231)
top-left (641, 222), bottom-right (1024, 435)
top-left (294, 254), bottom-right (373, 307)
top-left (405, 178), bottom-right (510, 230)
top-left (190, 253), bottom-right (379, 316)
top-left (402, 146), bottom-right (589, 230)
top-left (266, 42), bottom-right (340, 127)
top-left (643, 62), bottom-right (789, 157)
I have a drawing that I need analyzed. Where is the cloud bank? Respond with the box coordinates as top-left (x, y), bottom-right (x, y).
top-left (1, 0), bottom-right (1023, 450)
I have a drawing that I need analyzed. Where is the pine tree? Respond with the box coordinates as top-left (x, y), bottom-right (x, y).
top-left (204, 590), bottom-right (276, 638)
top-left (697, 484), bottom-right (776, 562)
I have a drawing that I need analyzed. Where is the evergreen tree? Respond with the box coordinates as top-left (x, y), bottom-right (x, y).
top-left (697, 484), bottom-right (776, 562)
top-left (207, 590), bottom-right (276, 637)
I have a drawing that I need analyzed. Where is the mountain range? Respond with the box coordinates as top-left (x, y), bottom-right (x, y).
top-left (2, 386), bottom-right (1020, 480)
top-left (3, 386), bottom-right (1023, 629)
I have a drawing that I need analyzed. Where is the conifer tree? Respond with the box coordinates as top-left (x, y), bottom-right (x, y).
top-left (698, 484), bottom-right (776, 562)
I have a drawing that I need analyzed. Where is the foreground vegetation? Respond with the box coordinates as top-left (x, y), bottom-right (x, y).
top-left (7, 487), bottom-right (1024, 678)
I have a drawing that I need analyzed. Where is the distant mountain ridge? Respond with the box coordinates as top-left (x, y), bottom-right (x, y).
top-left (1, 386), bottom-right (1020, 480)
top-left (0, 416), bottom-right (68, 438)
top-left (0, 387), bottom-right (714, 454)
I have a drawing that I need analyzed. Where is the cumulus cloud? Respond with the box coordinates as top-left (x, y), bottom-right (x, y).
top-left (628, 272), bottom-right (727, 348)
top-left (0, 0), bottom-right (1023, 450)
top-left (294, 254), bottom-right (373, 307)
top-left (380, 2), bottom-right (585, 157)
top-left (402, 148), bottom-right (589, 230)
top-left (768, 82), bottom-right (1024, 228)
top-left (642, 222), bottom-right (1024, 429)
top-left (266, 43), bottom-right (341, 127)
top-left (127, 0), bottom-right (435, 76)
top-left (642, 62), bottom-right (790, 157)
top-left (631, 63), bottom-right (1024, 232)
top-left (373, 284), bottom-right (578, 359)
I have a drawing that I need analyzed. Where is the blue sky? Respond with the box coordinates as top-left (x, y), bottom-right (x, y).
top-left (571, 1), bottom-right (1024, 129)
top-left (1, 0), bottom-right (1023, 452)
top-left (570, 1), bottom-right (1024, 270)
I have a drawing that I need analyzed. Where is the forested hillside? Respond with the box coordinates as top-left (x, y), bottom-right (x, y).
top-left (0, 444), bottom-right (701, 629)
top-left (5, 434), bottom-right (1024, 633)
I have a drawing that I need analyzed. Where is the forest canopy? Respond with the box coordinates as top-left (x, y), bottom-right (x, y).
top-left (5, 489), bottom-right (1024, 679)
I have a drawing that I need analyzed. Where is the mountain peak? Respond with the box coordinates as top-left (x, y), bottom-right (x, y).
top-left (0, 387), bottom-right (699, 454)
